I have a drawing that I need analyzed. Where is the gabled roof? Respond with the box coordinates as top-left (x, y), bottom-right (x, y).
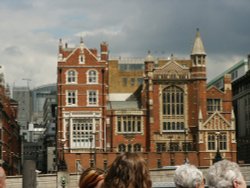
top-left (202, 111), bottom-right (231, 130)
top-left (60, 41), bottom-right (99, 62)
top-left (207, 85), bottom-right (224, 94)
top-left (154, 57), bottom-right (189, 75)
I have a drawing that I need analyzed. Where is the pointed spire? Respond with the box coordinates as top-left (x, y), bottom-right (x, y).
top-left (191, 28), bottom-right (206, 55)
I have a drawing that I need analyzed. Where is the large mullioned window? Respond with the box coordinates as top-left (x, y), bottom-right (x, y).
top-left (162, 86), bottom-right (184, 132)
top-left (207, 99), bottom-right (222, 112)
top-left (116, 115), bottom-right (142, 133)
top-left (71, 118), bottom-right (93, 148)
top-left (118, 143), bottom-right (141, 152)
top-left (163, 86), bottom-right (184, 115)
top-left (207, 133), bottom-right (227, 151)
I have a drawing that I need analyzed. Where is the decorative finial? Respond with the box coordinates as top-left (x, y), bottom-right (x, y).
top-left (59, 38), bottom-right (63, 46)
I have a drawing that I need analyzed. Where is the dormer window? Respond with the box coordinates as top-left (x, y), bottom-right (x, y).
top-left (79, 54), bottom-right (85, 64)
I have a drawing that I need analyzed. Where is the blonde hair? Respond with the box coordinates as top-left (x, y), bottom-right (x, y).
top-left (79, 167), bottom-right (104, 188)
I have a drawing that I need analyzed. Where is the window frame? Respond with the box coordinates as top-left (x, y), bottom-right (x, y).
top-left (70, 118), bottom-right (94, 149)
top-left (116, 115), bottom-right (142, 134)
top-left (87, 90), bottom-right (98, 106)
top-left (87, 70), bottom-right (98, 84)
top-left (66, 90), bottom-right (77, 106)
top-left (66, 70), bottom-right (77, 84)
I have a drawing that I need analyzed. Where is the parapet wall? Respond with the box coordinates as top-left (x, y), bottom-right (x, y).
top-left (6, 165), bottom-right (250, 188)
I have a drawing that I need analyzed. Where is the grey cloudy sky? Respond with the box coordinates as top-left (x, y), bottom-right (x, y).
top-left (0, 0), bottom-right (249, 88)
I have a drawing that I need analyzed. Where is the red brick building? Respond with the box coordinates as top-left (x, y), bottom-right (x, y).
top-left (57, 30), bottom-right (236, 172)
top-left (0, 82), bottom-right (21, 175)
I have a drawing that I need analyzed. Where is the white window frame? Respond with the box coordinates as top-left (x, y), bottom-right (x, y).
top-left (66, 70), bottom-right (78, 84)
top-left (116, 115), bottom-right (142, 134)
top-left (207, 134), bottom-right (216, 150)
top-left (70, 118), bottom-right (94, 148)
top-left (79, 54), bottom-right (85, 64)
top-left (87, 90), bottom-right (98, 106)
top-left (87, 70), bottom-right (98, 84)
top-left (66, 90), bottom-right (77, 106)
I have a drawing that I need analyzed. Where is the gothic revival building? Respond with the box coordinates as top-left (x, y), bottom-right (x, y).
top-left (57, 30), bottom-right (236, 172)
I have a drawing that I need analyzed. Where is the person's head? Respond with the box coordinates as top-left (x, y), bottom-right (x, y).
top-left (79, 167), bottom-right (104, 188)
top-left (206, 160), bottom-right (246, 188)
top-left (103, 152), bottom-right (152, 188)
top-left (0, 167), bottom-right (6, 188)
top-left (174, 164), bottom-right (204, 188)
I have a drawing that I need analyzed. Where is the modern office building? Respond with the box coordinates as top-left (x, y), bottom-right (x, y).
top-left (31, 84), bottom-right (57, 124)
top-left (12, 86), bottom-right (32, 136)
top-left (57, 29), bottom-right (236, 172)
top-left (43, 95), bottom-right (57, 173)
top-left (12, 84), bottom-right (57, 172)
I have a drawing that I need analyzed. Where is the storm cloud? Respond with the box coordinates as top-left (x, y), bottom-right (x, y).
top-left (0, 0), bottom-right (249, 87)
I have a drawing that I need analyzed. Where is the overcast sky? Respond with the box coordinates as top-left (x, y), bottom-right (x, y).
top-left (1, 0), bottom-right (249, 88)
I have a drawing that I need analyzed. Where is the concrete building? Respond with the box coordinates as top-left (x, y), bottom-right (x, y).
top-left (57, 29), bottom-right (236, 173)
top-left (12, 86), bottom-right (32, 138)
top-left (31, 84), bottom-right (57, 124)
top-left (12, 84), bottom-right (57, 173)
top-left (208, 55), bottom-right (250, 163)
top-left (43, 96), bottom-right (57, 173)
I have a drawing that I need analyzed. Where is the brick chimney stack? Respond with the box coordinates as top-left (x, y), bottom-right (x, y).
top-left (100, 42), bottom-right (108, 61)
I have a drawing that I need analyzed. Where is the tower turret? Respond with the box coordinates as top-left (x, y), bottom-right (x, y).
top-left (191, 28), bottom-right (207, 79)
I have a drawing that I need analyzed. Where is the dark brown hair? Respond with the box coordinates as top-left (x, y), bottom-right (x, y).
top-left (79, 167), bottom-right (104, 188)
top-left (103, 152), bottom-right (152, 188)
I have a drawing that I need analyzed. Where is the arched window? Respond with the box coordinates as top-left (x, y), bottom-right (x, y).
top-left (134, 144), bottom-right (141, 152)
top-left (118, 144), bottom-right (126, 152)
top-left (87, 70), bottom-right (98, 84)
top-left (163, 86), bottom-right (184, 115)
top-left (67, 70), bottom-right (77, 83)
top-left (162, 85), bottom-right (185, 132)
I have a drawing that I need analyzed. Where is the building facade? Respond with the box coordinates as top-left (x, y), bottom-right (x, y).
top-left (232, 55), bottom-right (250, 163)
top-left (43, 96), bottom-right (57, 173)
top-left (57, 30), bottom-right (236, 173)
top-left (0, 69), bottom-right (21, 175)
top-left (208, 55), bottom-right (250, 164)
